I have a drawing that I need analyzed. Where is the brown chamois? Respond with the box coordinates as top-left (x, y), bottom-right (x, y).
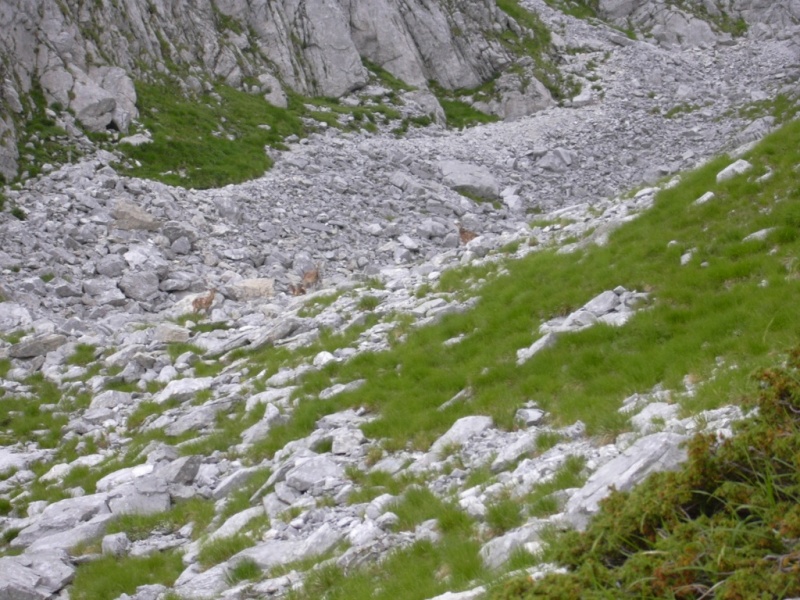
top-left (192, 288), bottom-right (217, 314)
top-left (456, 221), bottom-right (478, 245)
top-left (288, 283), bottom-right (307, 296)
top-left (301, 264), bottom-right (322, 291)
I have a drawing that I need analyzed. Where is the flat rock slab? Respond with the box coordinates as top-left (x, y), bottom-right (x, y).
top-left (227, 278), bottom-right (275, 301)
top-left (0, 549), bottom-right (75, 599)
top-left (0, 302), bottom-right (32, 332)
top-left (155, 377), bottom-right (214, 404)
top-left (716, 159), bottom-right (752, 183)
top-left (565, 431), bottom-right (689, 530)
top-left (9, 334), bottom-right (67, 358)
top-left (439, 160), bottom-right (499, 200)
top-left (12, 493), bottom-right (111, 549)
top-left (285, 455), bottom-right (345, 493)
top-left (112, 199), bottom-right (160, 231)
top-left (429, 415), bottom-right (494, 457)
top-left (516, 332), bottom-right (558, 365)
top-left (480, 520), bottom-right (550, 569)
top-left (232, 523), bottom-right (343, 570)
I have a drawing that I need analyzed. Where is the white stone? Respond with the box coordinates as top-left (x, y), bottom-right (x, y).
top-left (716, 159), bottom-right (752, 183)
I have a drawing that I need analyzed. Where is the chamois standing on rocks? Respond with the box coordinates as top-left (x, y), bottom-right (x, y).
top-left (456, 221), bottom-right (478, 244)
top-left (302, 264), bottom-right (322, 291)
top-left (288, 265), bottom-right (322, 296)
top-left (192, 288), bottom-right (216, 315)
top-left (288, 283), bottom-right (306, 296)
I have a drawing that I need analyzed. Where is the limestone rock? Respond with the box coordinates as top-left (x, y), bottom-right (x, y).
top-left (565, 431), bottom-right (689, 529)
top-left (113, 200), bottom-right (160, 231)
top-left (429, 416), bottom-right (493, 457)
top-left (285, 455), bottom-right (345, 493)
top-left (9, 334), bottom-right (67, 359)
top-left (0, 302), bottom-right (32, 332)
top-left (227, 278), bottom-right (275, 301)
top-left (716, 159), bottom-right (753, 182)
top-left (439, 160), bottom-right (500, 200)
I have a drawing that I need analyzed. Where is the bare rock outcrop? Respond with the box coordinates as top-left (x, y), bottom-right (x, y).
top-left (0, 0), bottom-right (537, 179)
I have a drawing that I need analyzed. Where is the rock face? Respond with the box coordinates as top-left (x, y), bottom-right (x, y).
top-left (598, 0), bottom-right (800, 47)
top-left (0, 0), bottom-right (528, 179)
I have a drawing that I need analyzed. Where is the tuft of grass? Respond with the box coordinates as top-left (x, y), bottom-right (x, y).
top-left (67, 343), bottom-right (98, 366)
top-left (69, 551), bottom-right (184, 600)
top-left (534, 431), bottom-right (563, 453)
top-left (523, 455), bottom-right (586, 517)
top-left (226, 558), bottom-right (262, 585)
top-left (542, 0), bottom-right (599, 20)
top-left (166, 342), bottom-right (205, 362)
top-left (107, 498), bottom-right (215, 541)
top-left (219, 468), bottom-right (272, 521)
top-left (664, 102), bottom-right (700, 119)
top-left (357, 295), bottom-right (381, 311)
top-left (198, 534), bottom-right (256, 569)
top-left (486, 494), bottom-right (525, 534)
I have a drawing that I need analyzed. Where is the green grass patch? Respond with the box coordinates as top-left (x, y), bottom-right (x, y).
top-left (297, 291), bottom-right (345, 318)
top-left (486, 494), bottom-right (525, 534)
top-left (543, 0), bottom-right (599, 20)
top-left (67, 343), bottom-right (98, 366)
top-left (69, 551), bottom-right (184, 600)
top-left (177, 400), bottom-right (264, 456)
top-left (0, 374), bottom-right (67, 449)
top-left (226, 557), bottom-right (262, 585)
top-left (219, 467), bottom-right (272, 521)
top-left (198, 533), bottom-right (256, 569)
top-left (119, 81), bottom-right (305, 188)
top-left (663, 102), bottom-right (701, 119)
top-left (523, 455), bottom-right (586, 517)
top-left (166, 342), bottom-right (205, 362)
top-left (430, 88), bottom-right (500, 129)
top-left (107, 497), bottom-right (215, 541)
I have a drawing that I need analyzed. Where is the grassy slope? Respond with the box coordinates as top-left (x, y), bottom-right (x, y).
top-left (245, 118), bottom-right (800, 599)
top-left (250, 118), bottom-right (800, 461)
